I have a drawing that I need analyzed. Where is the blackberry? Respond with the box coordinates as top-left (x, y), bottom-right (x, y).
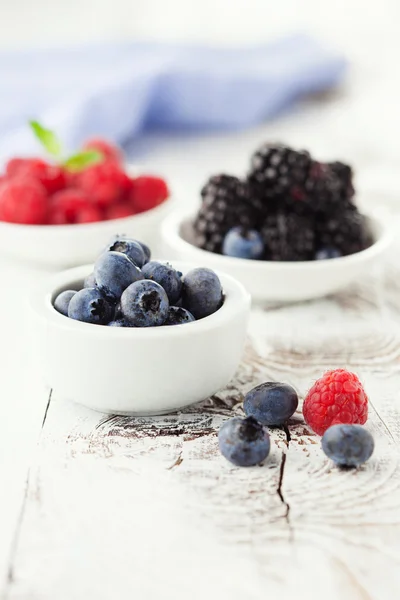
top-left (248, 143), bottom-right (312, 213)
top-left (328, 161), bottom-right (355, 200)
top-left (316, 207), bottom-right (373, 256)
top-left (261, 212), bottom-right (316, 261)
top-left (193, 175), bottom-right (254, 253)
top-left (304, 162), bottom-right (354, 216)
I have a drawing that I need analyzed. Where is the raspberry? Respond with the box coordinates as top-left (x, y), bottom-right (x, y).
top-left (0, 179), bottom-right (48, 224)
top-left (5, 158), bottom-right (27, 178)
top-left (75, 205), bottom-right (103, 224)
top-left (303, 369), bottom-right (368, 435)
top-left (130, 176), bottom-right (169, 213)
top-left (82, 138), bottom-right (122, 164)
top-left (49, 189), bottom-right (94, 224)
top-left (106, 202), bottom-right (134, 220)
top-left (76, 162), bottom-right (130, 208)
top-left (6, 158), bottom-right (66, 194)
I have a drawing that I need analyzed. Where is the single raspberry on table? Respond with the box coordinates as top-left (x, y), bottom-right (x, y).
top-left (6, 158), bottom-right (66, 194)
top-left (303, 369), bottom-right (368, 435)
top-left (130, 176), bottom-right (169, 213)
top-left (105, 202), bottom-right (134, 220)
top-left (76, 162), bottom-right (130, 208)
top-left (49, 189), bottom-right (94, 224)
top-left (82, 138), bottom-right (123, 164)
top-left (0, 179), bottom-right (48, 224)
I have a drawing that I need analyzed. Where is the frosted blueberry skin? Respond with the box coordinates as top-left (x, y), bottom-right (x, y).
top-left (244, 382), bottom-right (298, 426)
top-left (181, 267), bottom-right (223, 319)
top-left (315, 246), bottom-right (342, 260)
top-left (164, 306), bottom-right (195, 326)
top-left (121, 280), bottom-right (169, 327)
top-left (222, 227), bottom-right (264, 260)
top-left (94, 251), bottom-right (144, 303)
top-left (84, 272), bottom-right (97, 288)
top-left (142, 261), bottom-right (182, 305)
top-left (218, 416), bottom-right (270, 467)
top-left (322, 424), bottom-right (374, 467)
top-left (108, 319), bottom-right (132, 327)
top-left (107, 238), bottom-right (146, 268)
top-left (54, 290), bottom-right (77, 316)
top-left (138, 242), bottom-right (151, 264)
top-left (68, 288), bottom-right (114, 325)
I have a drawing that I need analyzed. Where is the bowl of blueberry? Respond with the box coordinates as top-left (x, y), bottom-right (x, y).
top-left (0, 122), bottom-right (173, 267)
top-left (30, 236), bottom-right (251, 415)
top-left (162, 143), bottom-right (392, 302)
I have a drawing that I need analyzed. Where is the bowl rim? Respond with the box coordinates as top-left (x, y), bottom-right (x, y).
top-left (161, 209), bottom-right (392, 271)
top-left (30, 261), bottom-right (251, 338)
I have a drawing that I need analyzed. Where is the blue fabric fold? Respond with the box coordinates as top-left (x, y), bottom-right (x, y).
top-left (0, 35), bottom-right (346, 159)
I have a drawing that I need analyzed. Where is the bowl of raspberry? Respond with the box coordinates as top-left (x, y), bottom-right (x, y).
top-left (0, 123), bottom-right (173, 267)
top-left (30, 236), bottom-right (251, 415)
top-left (162, 143), bottom-right (392, 302)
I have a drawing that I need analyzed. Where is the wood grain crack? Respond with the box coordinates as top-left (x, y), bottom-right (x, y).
top-left (276, 424), bottom-right (294, 540)
top-left (41, 388), bottom-right (53, 429)
top-left (277, 452), bottom-right (290, 522)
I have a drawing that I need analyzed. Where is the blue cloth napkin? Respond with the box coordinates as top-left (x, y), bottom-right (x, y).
top-left (0, 35), bottom-right (345, 160)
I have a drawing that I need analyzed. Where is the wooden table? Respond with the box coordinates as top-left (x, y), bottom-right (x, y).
top-left (2, 4), bottom-right (400, 588)
top-left (2, 241), bottom-right (400, 600)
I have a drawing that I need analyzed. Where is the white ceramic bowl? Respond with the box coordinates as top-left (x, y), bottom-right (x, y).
top-left (0, 197), bottom-right (173, 269)
top-left (161, 211), bottom-right (392, 302)
top-left (30, 262), bottom-right (251, 415)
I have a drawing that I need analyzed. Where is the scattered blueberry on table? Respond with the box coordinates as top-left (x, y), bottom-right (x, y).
top-left (53, 236), bottom-right (224, 327)
top-left (321, 424), bottom-right (374, 468)
top-left (218, 416), bottom-right (271, 467)
top-left (244, 382), bottom-right (298, 426)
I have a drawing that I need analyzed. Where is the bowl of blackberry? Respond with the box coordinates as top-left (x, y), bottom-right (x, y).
top-left (0, 121), bottom-right (173, 267)
top-left (30, 235), bottom-right (251, 415)
top-left (162, 143), bottom-right (392, 302)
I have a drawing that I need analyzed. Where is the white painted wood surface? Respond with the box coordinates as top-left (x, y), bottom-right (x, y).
top-left (3, 244), bottom-right (400, 600)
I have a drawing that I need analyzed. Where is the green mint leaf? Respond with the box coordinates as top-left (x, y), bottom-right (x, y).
top-left (29, 120), bottom-right (63, 157)
top-left (64, 150), bottom-right (103, 172)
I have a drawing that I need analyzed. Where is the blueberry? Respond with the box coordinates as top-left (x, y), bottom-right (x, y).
top-left (94, 251), bottom-right (143, 302)
top-left (244, 382), bottom-right (298, 426)
top-left (322, 424), bottom-right (374, 467)
top-left (121, 280), bottom-right (169, 327)
top-left (84, 272), bottom-right (97, 288)
top-left (164, 306), bottom-right (195, 326)
top-left (107, 237), bottom-right (146, 267)
top-left (222, 227), bottom-right (264, 260)
top-left (114, 302), bottom-right (123, 319)
top-left (315, 246), bottom-right (342, 260)
top-left (181, 268), bottom-right (223, 319)
top-left (218, 416), bottom-right (270, 467)
top-left (108, 319), bottom-right (132, 327)
top-left (138, 241), bottom-right (151, 264)
top-left (142, 261), bottom-right (182, 304)
top-left (68, 288), bottom-right (114, 325)
top-left (54, 290), bottom-right (76, 316)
